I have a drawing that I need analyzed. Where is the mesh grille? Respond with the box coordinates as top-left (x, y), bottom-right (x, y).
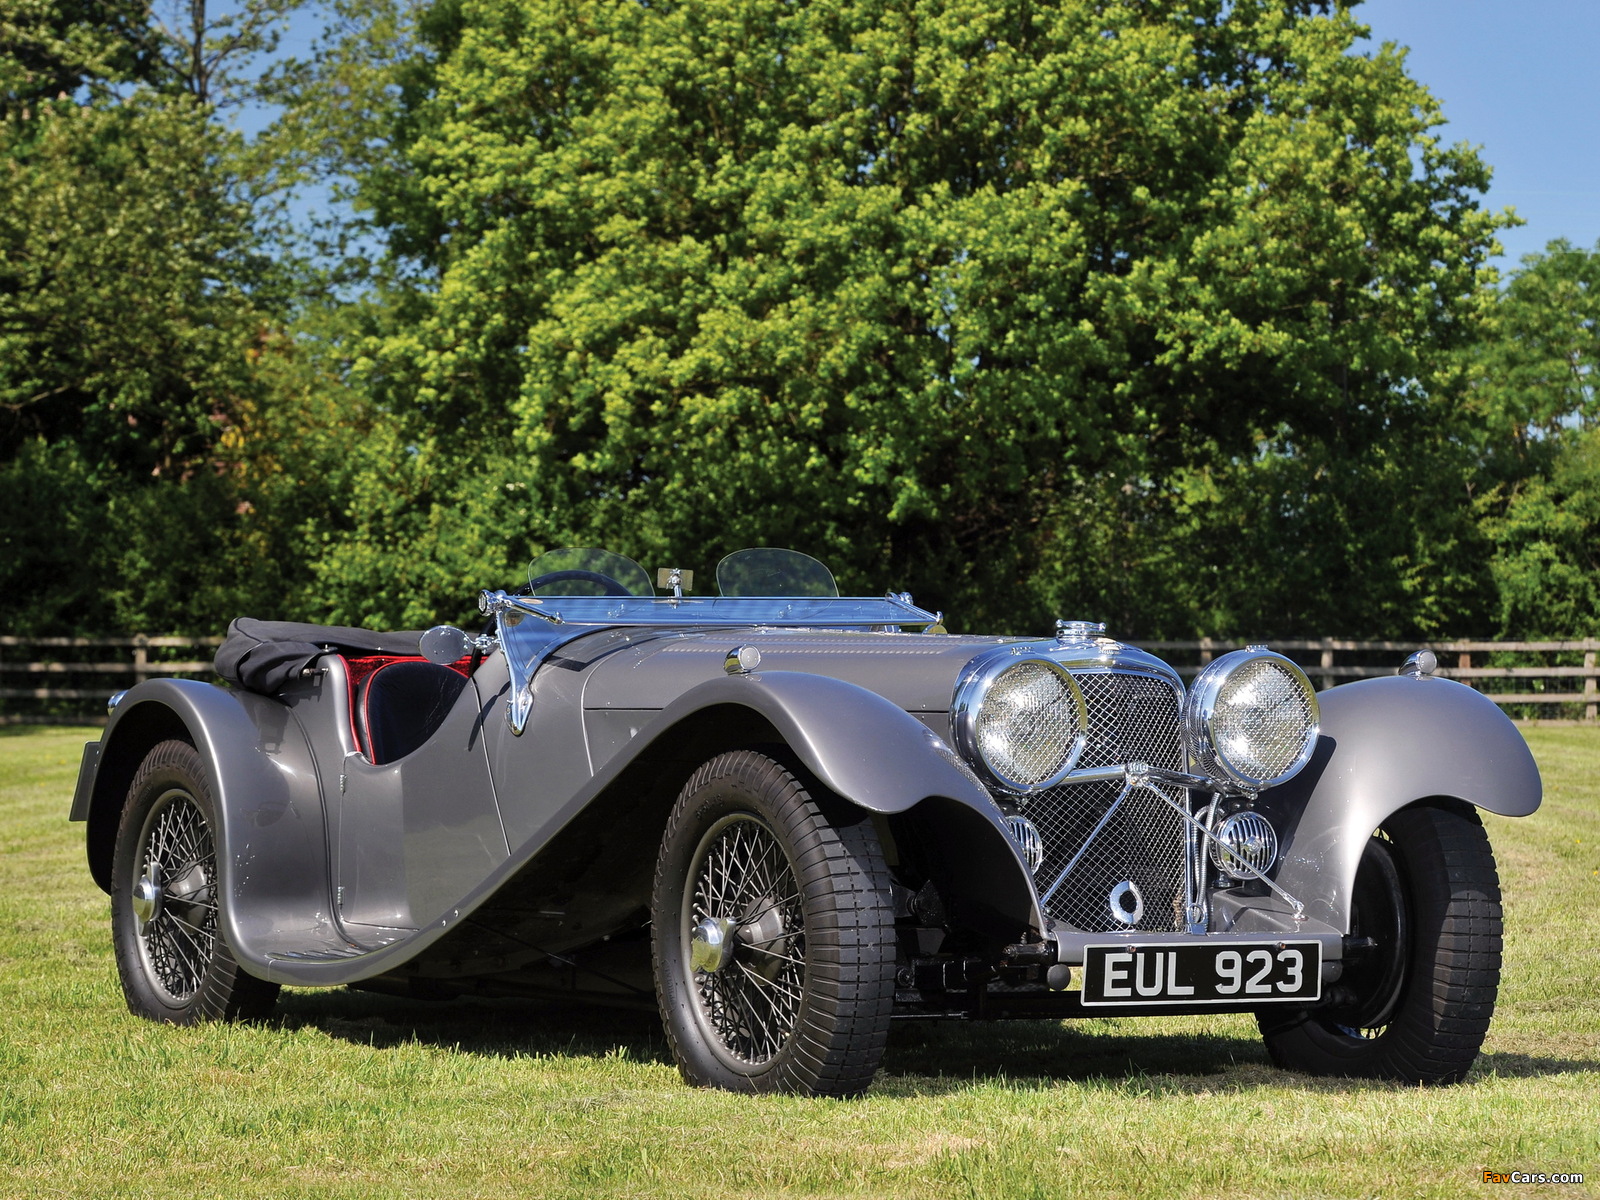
top-left (1022, 671), bottom-right (1188, 932)
top-left (1028, 780), bottom-right (1188, 932)
top-left (1073, 671), bottom-right (1184, 771)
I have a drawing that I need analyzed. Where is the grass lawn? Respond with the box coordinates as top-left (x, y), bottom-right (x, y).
top-left (2, 723), bottom-right (1596, 1199)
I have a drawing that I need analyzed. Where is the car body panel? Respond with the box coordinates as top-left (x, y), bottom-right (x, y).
top-left (1239, 674), bottom-right (1541, 932)
top-left (78, 678), bottom-right (339, 962)
top-left (75, 627), bottom-right (1045, 986)
top-left (73, 612), bottom-right (1539, 1002)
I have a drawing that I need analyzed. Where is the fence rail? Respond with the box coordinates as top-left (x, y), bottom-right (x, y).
top-left (1, 635), bottom-right (223, 724)
top-left (1133, 638), bottom-right (1600, 722)
top-left (3, 634), bottom-right (1598, 724)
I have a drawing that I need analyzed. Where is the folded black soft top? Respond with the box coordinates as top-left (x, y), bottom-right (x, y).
top-left (216, 617), bottom-right (425, 695)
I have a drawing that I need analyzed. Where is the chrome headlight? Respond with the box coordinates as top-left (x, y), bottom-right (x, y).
top-left (1183, 648), bottom-right (1319, 790)
top-left (953, 656), bottom-right (1088, 793)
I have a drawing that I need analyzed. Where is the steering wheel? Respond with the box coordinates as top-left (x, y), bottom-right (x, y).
top-left (524, 568), bottom-right (634, 597)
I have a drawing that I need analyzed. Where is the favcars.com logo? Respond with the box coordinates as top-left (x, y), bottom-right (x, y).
top-left (1482, 1172), bottom-right (1585, 1185)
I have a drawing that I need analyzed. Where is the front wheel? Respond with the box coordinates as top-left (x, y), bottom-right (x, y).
top-left (111, 740), bottom-right (280, 1024)
top-left (650, 750), bottom-right (896, 1096)
top-left (1258, 801), bottom-right (1501, 1085)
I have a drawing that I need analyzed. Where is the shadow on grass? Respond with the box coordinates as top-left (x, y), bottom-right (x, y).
top-left (1476, 1050), bottom-right (1600, 1079)
top-left (274, 987), bottom-right (672, 1067)
top-left (879, 1018), bottom-right (1272, 1093)
top-left (271, 990), bottom-right (1259, 1089)
top-left (272, 990), bottom-right (1600, 1096)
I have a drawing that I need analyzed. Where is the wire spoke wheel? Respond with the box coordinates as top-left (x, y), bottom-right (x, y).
top-left (686, 813), bottom-right (805, 1066)
top-left (133, 788), bottom-right (220, 1005)
top-left (651, 750), bottom-right (895, 1096)
top-left (112, 740), bottom-right (279, 1025)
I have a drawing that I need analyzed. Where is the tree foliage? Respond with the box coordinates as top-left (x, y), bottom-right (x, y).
top-left (334, 0), bottom-right (1503, 635)
top-left (1472, 239), bottom-right (1600, 637)
top-left (13, 0), bottom-right (1600, 647)
top-left (0, 0), bottom-right (318, 635)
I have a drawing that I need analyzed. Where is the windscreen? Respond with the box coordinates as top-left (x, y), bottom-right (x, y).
top-left (526, 548), bottom-right (654, 597)
top-left (716, 548), bottom-right (839, 597)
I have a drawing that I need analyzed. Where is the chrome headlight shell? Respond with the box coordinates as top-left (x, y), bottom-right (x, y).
top-left (1183, 648), bottom-right (1319, 791)
top-left (953, 655), bottom-right (1088, 793)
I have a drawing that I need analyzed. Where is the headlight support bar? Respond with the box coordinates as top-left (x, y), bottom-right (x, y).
top-left (1127, 765), bottom-right (1306, 922)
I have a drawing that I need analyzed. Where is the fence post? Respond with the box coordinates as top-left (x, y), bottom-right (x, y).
top-left (1319, 638), bottom-right (1334, 691)
top-left (1457, 651), bottom-right (1471, 690)
top-left (1199, 636), bottom-right (1214, 667)
top-left (133, 635), bottom-right (149, 688)
top-left (1586, 648), bottom-right (1597, 723)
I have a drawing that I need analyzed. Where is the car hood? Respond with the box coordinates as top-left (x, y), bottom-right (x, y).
top-left (575, 629), bottom-right (1019, 714)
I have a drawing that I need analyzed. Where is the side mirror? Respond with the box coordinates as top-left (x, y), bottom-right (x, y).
top-left (419, 625), bottom-right (472, 665)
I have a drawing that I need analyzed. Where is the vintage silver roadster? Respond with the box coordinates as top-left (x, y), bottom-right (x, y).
top-left (70, 547), bottom-right (1540, 1095)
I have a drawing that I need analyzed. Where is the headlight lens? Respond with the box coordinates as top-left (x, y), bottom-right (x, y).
top-left (1184, 649), bottom-right (1319, 790)
top-left (955, 657), bottom-right (1088, 792)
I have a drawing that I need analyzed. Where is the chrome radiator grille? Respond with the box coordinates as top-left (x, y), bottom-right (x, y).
top-left (1024, 670), bottom-right (1188, 933)
top-left (1073, 670), bottom-right (1184, 771)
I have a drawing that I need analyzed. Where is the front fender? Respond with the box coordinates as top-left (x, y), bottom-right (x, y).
top-left (77, 679), bottom-right (333, 967)
top-left (656, 670), bottom-right (986, 815)
top-left (1254, 675), bottom-right (1541, 933)
top-left (625, 670), bottom-right (1045, 939)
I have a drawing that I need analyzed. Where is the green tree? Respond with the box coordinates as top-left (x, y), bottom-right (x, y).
top-left (0, 0), bottom-right (322, 636)
top-left (325, 0), bottom-right (1504, 636)
top-left (0, 98), bottom-right (276, 478)
top-left (1469, 238), bottom-right (1600, 470)
top-left (0, 0), bottom-right (159, 115)
top-left (1480, 428), bottom-right (1600, 638)
top-left (1471, 239), bottom-right (1600, 637)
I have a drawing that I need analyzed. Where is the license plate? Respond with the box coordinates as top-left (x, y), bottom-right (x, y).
top-left (1080, 941), bottom-right (1321, 1007)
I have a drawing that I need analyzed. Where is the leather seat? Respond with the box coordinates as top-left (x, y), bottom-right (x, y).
top-left (355, 661), bottom-right (468, 764)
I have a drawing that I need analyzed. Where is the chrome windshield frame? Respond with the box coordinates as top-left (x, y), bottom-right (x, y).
top-left (480, 589), bottom-right (943, 735)
top-left (480, 590), bottom-right (940, 628)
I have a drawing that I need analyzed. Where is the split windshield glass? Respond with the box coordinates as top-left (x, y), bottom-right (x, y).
top-left (527, 547), bottom-right (839, 598)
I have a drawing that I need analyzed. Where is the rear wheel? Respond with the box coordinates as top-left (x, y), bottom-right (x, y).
top-left (650, 750), bottom-right (895, 1096)
top-left (1258, 801), bottom-right (1501, 1084)
top-left (111, 740), bottom-right (280, 1024)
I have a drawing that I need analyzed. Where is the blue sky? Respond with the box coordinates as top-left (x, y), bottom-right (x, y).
top-left (1358, 0), bottom-right (1600, 269)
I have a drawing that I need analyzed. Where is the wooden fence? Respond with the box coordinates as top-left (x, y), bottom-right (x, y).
top-left (3, 634), bottom-right (1598, 725)
top-left (1135, 638), bottom-right (1600, 722)
top-left (1, 635), bottom-right (222, 726)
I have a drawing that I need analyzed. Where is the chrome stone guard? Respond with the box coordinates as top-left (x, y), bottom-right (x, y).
top-left (1036, 763), bottom-right (1305, 934)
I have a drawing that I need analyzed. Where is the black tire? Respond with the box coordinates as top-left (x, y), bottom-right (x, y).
top-left (111, 740), bottom-right (280, 1024)
top-left (650, 750), bottom-right (895, 1096)
top-left (1258, 801), bottom-right (1501, 1085)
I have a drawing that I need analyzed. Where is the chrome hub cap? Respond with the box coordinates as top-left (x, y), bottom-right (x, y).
top-left (684, 813), bottom-right (805, 1068)
top-left (691, 916), bottom-right (736, 974)
top-left (131, 874), bottom-right (163, 932)
top-left (132, 788), bottom-right (219, 1005)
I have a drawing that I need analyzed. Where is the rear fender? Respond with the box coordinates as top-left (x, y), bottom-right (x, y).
top-left (76, 679), bottom-right (332, 966)
top-left (1242, 675), bottom-right (1541, 934)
